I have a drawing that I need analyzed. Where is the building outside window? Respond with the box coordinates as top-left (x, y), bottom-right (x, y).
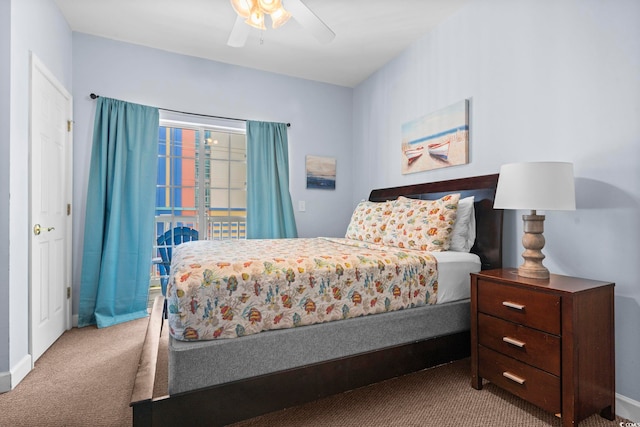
top-left (150, 121), bottom-right (246, 288)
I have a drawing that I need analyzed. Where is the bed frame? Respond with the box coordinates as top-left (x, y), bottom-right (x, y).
top-left (130, 173), bottom-right (502, 427)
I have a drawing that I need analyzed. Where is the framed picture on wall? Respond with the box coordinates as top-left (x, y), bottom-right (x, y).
top-left (401, 99), bottom-right (469, 174)
top-left (306, 155), bottom-right (336, 190)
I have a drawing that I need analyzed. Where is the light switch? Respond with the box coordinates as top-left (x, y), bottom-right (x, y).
top-left (298, 200), bottom-right (306, 212)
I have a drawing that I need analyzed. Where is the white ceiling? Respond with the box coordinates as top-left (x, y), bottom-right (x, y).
top-left (54, 0), bottom-right (469, 88)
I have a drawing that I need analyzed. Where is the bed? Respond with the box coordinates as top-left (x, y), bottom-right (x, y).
top-left (131, 174), bottom-right (503, 426)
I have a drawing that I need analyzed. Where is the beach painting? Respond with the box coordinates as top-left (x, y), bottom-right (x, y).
top-left (401, 99), bottom-right (469, 174)
top-left (306, 155), bottom-right (336, 190)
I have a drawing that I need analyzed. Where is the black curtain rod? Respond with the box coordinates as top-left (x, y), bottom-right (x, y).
top-left (89, 93), bottom-right (291, 127)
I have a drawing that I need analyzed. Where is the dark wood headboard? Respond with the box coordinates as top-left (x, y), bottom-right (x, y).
top-left (368, 174), bottom-right (503, 270)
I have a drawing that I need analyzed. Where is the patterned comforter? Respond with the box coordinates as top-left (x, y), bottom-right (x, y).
top-left (167, 238), bottom-right (438, 341)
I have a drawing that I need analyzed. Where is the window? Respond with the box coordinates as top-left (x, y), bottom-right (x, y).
top-left (155, 122), bottom-right (247, 239)
top-left (150, 121), bottom-right (247, 287)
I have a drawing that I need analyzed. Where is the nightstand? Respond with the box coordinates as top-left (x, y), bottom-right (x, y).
top-left (470, 268), bottom-right (615, 427)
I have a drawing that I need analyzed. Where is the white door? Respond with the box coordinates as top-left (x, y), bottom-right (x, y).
top-left (30, 55), bottom-right (73, 362)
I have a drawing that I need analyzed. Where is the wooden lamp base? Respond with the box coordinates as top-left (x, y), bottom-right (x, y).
top-left (518, 210), bottom-right (549, 280)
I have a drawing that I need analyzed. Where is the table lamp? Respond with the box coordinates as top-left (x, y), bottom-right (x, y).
top-left (494, 162), bottom-right (576, 279)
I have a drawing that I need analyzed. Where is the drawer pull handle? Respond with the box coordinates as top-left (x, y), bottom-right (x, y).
top-left (502, 301), bottom-right (525, 311)
top-left (503, 371), bottom-right (526, 385)
top-left (503, 336), bottom-right (526, 348)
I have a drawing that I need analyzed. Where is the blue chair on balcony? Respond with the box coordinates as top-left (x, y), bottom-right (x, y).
top-left (155, 226), bottom-right (199, 318)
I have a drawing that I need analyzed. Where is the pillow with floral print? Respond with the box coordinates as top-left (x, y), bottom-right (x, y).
top-left (345, 200), bottom-right (395, 244)
top-left (382, 194), bottom-right (460, 251)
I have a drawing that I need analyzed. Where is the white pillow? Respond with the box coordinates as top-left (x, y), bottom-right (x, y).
top-left (449, 196), bottom-right (476, 252)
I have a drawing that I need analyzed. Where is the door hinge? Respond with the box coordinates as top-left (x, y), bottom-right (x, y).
top-left (67, 203), bottom-right (71, 216)
top-left (67, 120), bottom-right (72, 132)
top-left (67, 287), bottom-right (71, 299)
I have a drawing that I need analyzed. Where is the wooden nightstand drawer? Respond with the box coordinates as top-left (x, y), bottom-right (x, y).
top-left (477, 279), bottom-right (560, 334)
top-left (478, 346), bottom-right (561, 415)
top-left (478, 313), bottom-right (561, 376)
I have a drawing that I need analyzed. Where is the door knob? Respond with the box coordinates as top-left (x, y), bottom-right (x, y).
top-left (33, 224), bottom-right (55, 235)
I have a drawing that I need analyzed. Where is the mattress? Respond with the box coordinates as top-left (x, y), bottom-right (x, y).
top-left (167, 237), bottom-right (439, 341)
top-left (432, 251), bottom-right (481, 304)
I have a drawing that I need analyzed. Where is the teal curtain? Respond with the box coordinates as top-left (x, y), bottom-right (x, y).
top-left (246, 121), bottom-right (298, 238)
top-left (78, 97), bottom-right (159, 328)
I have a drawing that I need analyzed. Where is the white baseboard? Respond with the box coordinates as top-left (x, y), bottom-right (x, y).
top-left (0, 354), bottom-right (33, 393)
top-left (11, 354), bottom-right (32, 389)
top-left (617, 393), bottom-right (640, 423)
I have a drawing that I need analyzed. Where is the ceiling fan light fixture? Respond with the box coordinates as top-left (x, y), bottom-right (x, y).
top-left (257, 0), bottom-right (281, 14)
top-left (230, 0), bottom-right (254, 19)
top-left (246, 4), bottom-right (266, 30)
top-left (270, 6), bottom-right (291, 29)
top-left (227, 0), bottom-right (335, 47)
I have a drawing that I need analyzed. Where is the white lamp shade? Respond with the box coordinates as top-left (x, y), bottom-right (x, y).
top-left (494, 162), bottom-right (576, 211)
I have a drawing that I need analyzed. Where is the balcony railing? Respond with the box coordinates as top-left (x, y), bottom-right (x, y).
top-left (207, 216), bottom-right (246, 240)
top-left (154, 214), bottom-right (246, 242)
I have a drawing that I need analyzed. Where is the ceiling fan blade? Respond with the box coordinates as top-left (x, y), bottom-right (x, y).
top-left (227, 14), bottom-right (251, 47)
top-left (285, 0), bottom-right (335, 44)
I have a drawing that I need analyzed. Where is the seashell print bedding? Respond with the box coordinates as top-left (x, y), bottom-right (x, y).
top-left (167, 237), bottom-right (438, 341)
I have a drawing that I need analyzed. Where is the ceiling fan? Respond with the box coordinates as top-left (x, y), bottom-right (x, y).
top-left (227, 0), bottom-right (335, 47)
